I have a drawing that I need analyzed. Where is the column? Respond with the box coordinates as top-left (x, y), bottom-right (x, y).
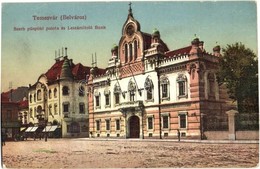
top-left (226, 109), bottom-right (238, 140)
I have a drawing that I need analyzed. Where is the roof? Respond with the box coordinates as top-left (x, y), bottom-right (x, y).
top-left (1, 87), bottom-right (28, 102)
top-left (141, 32), bottom-right (169, 52)
top-left (44, 57), bottom-right (105, 83)
top-left (19, 100), bottom-right (29, 109)
top-left (165, 46), bottom-right (192, 57)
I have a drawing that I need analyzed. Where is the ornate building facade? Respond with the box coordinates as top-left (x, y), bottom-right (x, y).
top-left (28, 50), bottom-right (105, 138)
top-left (87, 6), bottom-right (233, 139)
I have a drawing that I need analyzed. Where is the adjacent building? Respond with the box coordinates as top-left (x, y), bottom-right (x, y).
top-left (87, 5), bottom-right (233, 139)
top-left (28, 50), bottom-right (105, 138)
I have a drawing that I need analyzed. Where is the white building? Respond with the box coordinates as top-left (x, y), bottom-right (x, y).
top-left (28, 50), bottom-right (104, 138)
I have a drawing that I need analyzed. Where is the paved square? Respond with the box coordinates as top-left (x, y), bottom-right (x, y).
top-left (2, 139), bottom-right (259, 168)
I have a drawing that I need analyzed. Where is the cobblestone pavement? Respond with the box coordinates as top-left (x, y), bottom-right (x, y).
top-left (2, 138), bottom-right (259, 168)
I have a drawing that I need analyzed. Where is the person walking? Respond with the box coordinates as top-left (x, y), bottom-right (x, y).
top-left (2, 132), bottom-right (6, 146)
top-left (177, 129), bottom-right (180, 142)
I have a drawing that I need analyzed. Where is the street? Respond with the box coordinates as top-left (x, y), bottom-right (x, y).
top-left (2, 138), bottom-right (259, 168)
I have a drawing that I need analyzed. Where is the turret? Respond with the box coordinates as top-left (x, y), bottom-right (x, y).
top-left (111, 44), bottom-right (118, 59)
top-left (190, 37), bottom-right (202, 55)
top-left (151, 28), bottom-right (161, 47)
top-left (60, 57), bottom-right (73, 80)
top-left (213, 45), bottom-right (221, 57)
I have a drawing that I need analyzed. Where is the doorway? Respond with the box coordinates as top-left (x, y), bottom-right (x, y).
top-left (129, 116), bottom-right (140, 138)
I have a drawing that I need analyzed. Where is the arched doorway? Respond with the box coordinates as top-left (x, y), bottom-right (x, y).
top-left (129, 116), bottom-right (140, 138)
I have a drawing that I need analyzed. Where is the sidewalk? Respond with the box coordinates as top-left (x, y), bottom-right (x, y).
top-left (78, 137), bottom-right (259, 144)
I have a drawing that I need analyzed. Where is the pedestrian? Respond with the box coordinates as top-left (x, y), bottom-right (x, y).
top-left (2, 132), bottom-right (6, 146)
top-left (177, 129), bottom-right (180, 142)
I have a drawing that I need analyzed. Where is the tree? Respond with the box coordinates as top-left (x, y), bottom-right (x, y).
top-left (217, 42), bottom-right (258, 114)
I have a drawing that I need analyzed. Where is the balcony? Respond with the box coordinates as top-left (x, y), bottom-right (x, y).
top-left (118, 101), bottom-right (144, 112)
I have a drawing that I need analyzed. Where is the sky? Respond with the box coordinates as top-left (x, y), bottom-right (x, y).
top-left (1, 1), bottom-right (258, 92)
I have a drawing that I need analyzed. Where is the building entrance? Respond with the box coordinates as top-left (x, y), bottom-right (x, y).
top-left (129, 116), bottom-right (140, 138)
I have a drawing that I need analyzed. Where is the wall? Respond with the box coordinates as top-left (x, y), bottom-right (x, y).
top-left (204, 131), bottom-right (259, 140)
top-left (236, 131), bottom-right (259, 140)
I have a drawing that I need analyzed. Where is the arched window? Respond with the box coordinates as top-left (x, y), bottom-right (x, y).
top-left (125, 44), bottom-right (128, 63)
top-left (79, 85), bottom-right (85, 96)
top-left (94, 91), bottom-right (100, 108)
top-left (104, 89), bottom-right (110, 107)
top-left (208, 73), bottom-right (215, 97)
top-left (62, 86), bottom-right (69, 95)
top-left (177, 74), bottom-right (187, 97)
top-left (29, 94), bottom-right (32, 103)
top-left (114, 84), bottom-right (121, 105)
top-left (134, 40), bottom-right (138, 60)
top-left (128, 80), bottom-right (136, 102)
top-left (54, 88), bottom-right (57, 98)
top-left (144, 77), bottom-right (154, 101)
top-left (37, 89), bottom-right (42, 101)
top-left (54, 103), bottom-right (58, 115)
top-left (49, 89), bottom-right (52, 99)
top-left (129, 43), bottom-right (133, 61)
top-left (29, 108), bottom-right (33, 118)
top-left (160, 77), bottom-right (169, 100)
top-left (49, 104), bottom-right (52, 115)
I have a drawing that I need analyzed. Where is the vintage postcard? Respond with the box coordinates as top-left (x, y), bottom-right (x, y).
top-left (1, 1), bottom-right (258, 168)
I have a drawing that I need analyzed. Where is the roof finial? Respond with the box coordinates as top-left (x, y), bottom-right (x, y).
top-left (128, 2), bottom-right (133, 16)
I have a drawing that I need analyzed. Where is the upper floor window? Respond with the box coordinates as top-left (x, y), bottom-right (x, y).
top-left (29, 94), bottom-right (32, 103)
top-left (134, 40), bottom-right (138, 60)
top-left (54, 88), bottom-right (57, 98)
top-left (79, 103), bottom-right (85, 114)
top-left (129, 43), bottom-right (133, 61)
top-left (177, 74), bottom-right (187, 97)
top-left (62, 86), bottom-right (69, 96)
top-left (49, 89), bottom-right (52, 99)
top-left (37, 89), bottom-right (42, 101)
top-left (114, 84), bottom-right (121, 105)
top-left (144, 77), bottom-right (154, 101)
top-left (125, 44), bottom-right (128, 63)
top-left (34, 94), bottom-right (36, 102)
top-left (104, 89), bottom-right (110, 107)
top-left (79, 85), bottom-right (85, 97)
top-left (160, 77), bottom-right (169, 100)
top-left (94, 91), bottom-right (100, 108)
top-left (128, 80), bottom-right (136, 102)
top-left (63, 103), bottom-right (69, 113)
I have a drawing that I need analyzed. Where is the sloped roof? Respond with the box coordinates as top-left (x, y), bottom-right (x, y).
top-left (44, 58), bottom-right (104, 83)
top-left (19, 100), bottom-right (29, 109)
top-left (165, 46), bottom-right (192, 57)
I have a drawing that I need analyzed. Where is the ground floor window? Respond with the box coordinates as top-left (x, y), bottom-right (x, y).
top-left (96, 120), bottom-right (100, 131)
top-left (106, 119), bottom-right (110, 131)
top-left (147, 117), bottom-right (153, 130)
top-left (69, 122), bottom-right (80, 133)
top-left (162, 115), bottom-right (169, 129)
top-left (179, 113), bottom-right (187, 129)
top-left (116, 119), bottom-right (120, 130)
